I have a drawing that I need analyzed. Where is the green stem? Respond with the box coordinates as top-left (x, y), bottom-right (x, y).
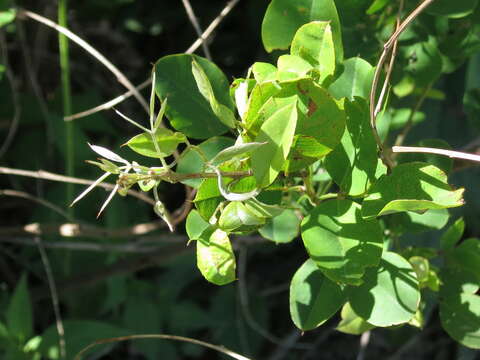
top-left (58, 0), bottom-right (73, 278)
top-left (58, 0), bottom-right (74, 209)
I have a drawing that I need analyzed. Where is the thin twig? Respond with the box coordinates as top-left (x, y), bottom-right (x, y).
top-left (374, 0), bottom-right (404, 118)
top-left (35, 237), bottom-right (66, 359)
top-left (17, 9), bottom-right (149, 113)
top-left (0, 220), bottom-right (168, 238)
top-left (74, 334), bottom-right (251, 360)
top-left (392, 146), bottom-right (480, 162)
top-left (0, 189), bottom-right (72, 220)
top-left (356, 331), bottom-right (371, 360)
top-left (369, 0), bottom-right (436, 165)
top-left (181, 0), bottom-right (212, 60)
top-left (0, 32), bottom-right (21, 159)
top-left (64, 0), bottom-right (241, 121)
top-left (0, 236), bottom-right (179, 253)
top-left (0, 166), bottom-right (155, 205)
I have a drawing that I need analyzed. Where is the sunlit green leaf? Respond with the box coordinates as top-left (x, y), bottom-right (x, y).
top-left (126, 128), bottom-right (186, 158)
top-left (347, 251), bottom-right (420, 327)
top-left (251, 101), bottom-right (298, 187)
top-left (196, 228), bottom-right (236, 285)
top-left (262, 0), bottom-right (343, 62)
top-left (259, 209), bottom-right (300, 243)
top-left (427, 0), bottom-right (479, 18)
top-left (155, 54), bottom-right (234, 139)
top-left (0, 8), bottom-right (15, 28)
top-left (210, 142), bottom-right (266, 166)
top-left (251, 62), bottom-right (277, 83)
top-left (325, 98), bottom-right (387, 196)
top-left (291, 21), bottom-right (335, 83)
top-left (336, 302), bottom-right (375, 335)
top-left (362, 162), bottom-right (465, 219)
top-left (186, 210), bottom-right (210, 240)
top-left (218, 201), bottom-right (266, 232)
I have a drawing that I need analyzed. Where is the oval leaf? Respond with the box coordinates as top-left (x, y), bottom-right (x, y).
top-left (259, 209), bottom-right (300, 244)
top-left (262, 0), bottom-right (343, 62)
top-left (440, 293), bottom-right (480, 349)
top-left (126, 128), bottom-right (186, 158)
top-left (348, 251), bottom-right (420, 327)
top-left (329, 57), bottom-right (374, 100)
top-left (301, 199), bottom-right (383, 285)
top-left (290, 259), bottom-right (346, 330)
top-left (210, 142), bottom-right (266, 166)
top-left (155, 54), bottom-right (234, 139)
top-left (291, 21), bottom-right (335, 82)
top-left (196, 228), bottom-right (236, 285)
top-left (251, 101), bottom-right (298, 187)
top-left (362, 162), bottom-right (465, 219)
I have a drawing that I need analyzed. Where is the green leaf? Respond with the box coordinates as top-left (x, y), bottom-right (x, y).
top-left (251, 101), bottom-right (298, 187)
top-left (388, 209), bottom-right (450, 234)
top-left (276, 55), bottom-right (314, 81)
top-left (441, 217), bottom-right (465, 250)
top-left (186, 209), bottom-right (210, 240)
top-left (291, 21), bottom-right (335, 83)
top-left (283, 79), bottom-right (346, 172)
top-left (6, 274), bottom-right (33, 341)
top-left (347, 251), bottom-right (420, 327)
top-left (196, 228), bottom-right (236, 285)
top-left (409, 256), bottom-right (430, 283)
top-left (259, 209), bottom-right (300, 244)
top-left (404, 40), bottom-right (443, 87)
top-left (336, 302), bottom-right (375, 335)
top-left (366, 0), bottom-right (389, 14)
top-left (251, 62), bottom-right (277, 83)
top-left (329, 57), bottom-right (374, 100)
top-left (301, 199), bottom-right (383, 285)
top-left (289, 259), bottom-right (346, 330)
top-left (125, 128), bottom-right (186, 158)
top-left (449, 238), bottom-right (480, 276)
top-left (440, 293), bottom-right (480, 349)
top-left (427, 0), bottom-right (479, 18)
top-left (243, 81), bottom-right (282, 135)
top-left (39, 320), bottom-right (129, 358)
top-left (362, 162), bottom-right (465, 219)
top-left (176, 136), bottom-right (234, 188)
top-left (218, 201), bottom-right (266, 232)
top-left (324, 98), bottom-right (387, 196)
top-left (262, 0), bottom-right (343, 62)
top-left (210, 142), bottom-right (266, 166)
top-left (440, 267), bottom-right (480, 296)
top-left (0, 8), bottom-right (15, 28)
top-left (155, 54), bottom-right (234, 139)
top-left (192, 60), bottom-right (237, 129)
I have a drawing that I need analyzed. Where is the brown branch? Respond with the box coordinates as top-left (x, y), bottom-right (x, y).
top-left (64, 0), bottom-right (241, 121)
top-left (0, 166), bottom-right (155, 205)
top-left (369, 0), bottom-right (436, 167)
top-left (0, 220), bottom-right (169, 238)
top-left (17, 9), bottom-right (149, 113)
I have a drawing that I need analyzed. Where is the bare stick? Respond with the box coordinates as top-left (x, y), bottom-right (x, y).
top-left (0, 189), bottom-right (71, 220)
top-left (35, 237), bottom-right (66, 359)
top-left (369, 0), bottom-right (435, 160)
top-left (0, 236), bottom-right (180, 253)
top-left (0, 32), bottom-right (21, 159)
top-left (18, 9), bottom-right (149, 113)
top-left (65, 0), bottom-right (241, 121)
top-left (74, 334), bottom-right (251, 360)
top-left (373, 0), bottom-right (404, 118)
top-left (181, 0), bottom-right (212, 60)
top-left (0, 166), bottom-right (155, 205)
top-left (0, 220), bottom-right (169, 238)
top-left (392, 146), bottom-right (480, 163)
